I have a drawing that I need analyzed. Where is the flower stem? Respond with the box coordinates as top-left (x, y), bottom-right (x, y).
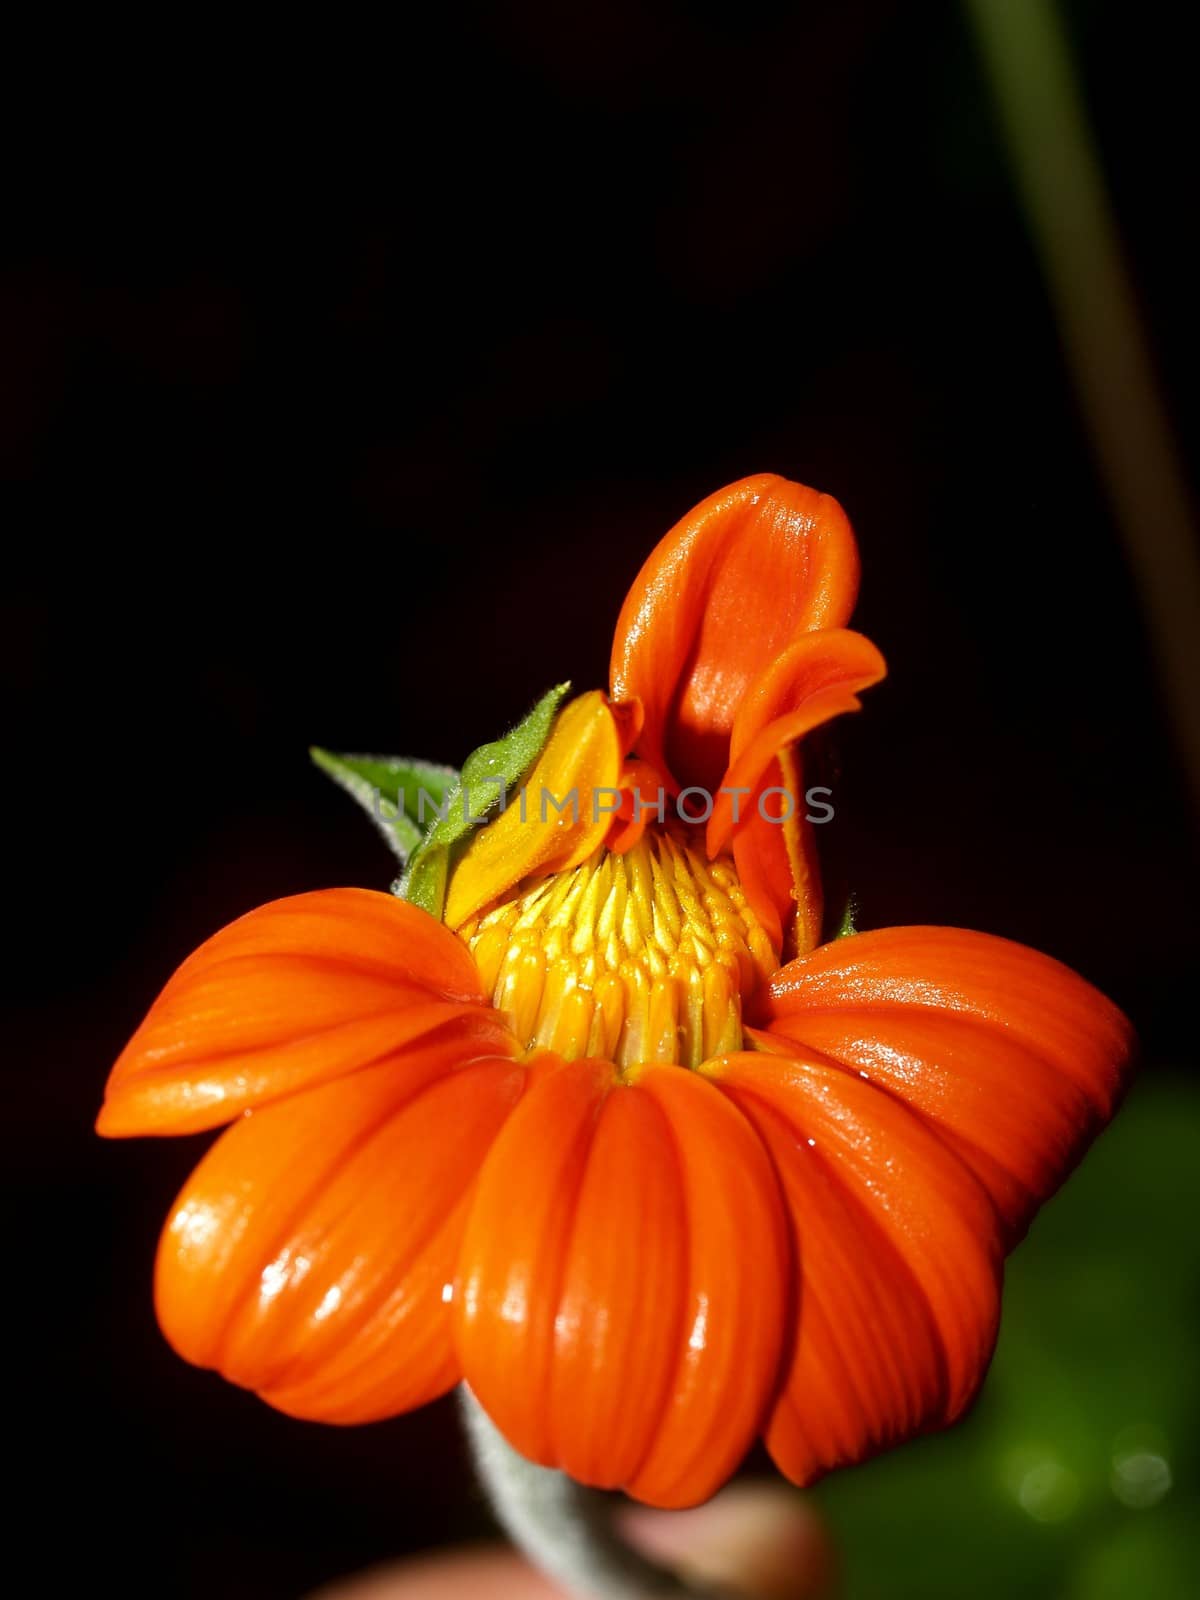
top-left (458, 1386), bottom-right (730, 1600)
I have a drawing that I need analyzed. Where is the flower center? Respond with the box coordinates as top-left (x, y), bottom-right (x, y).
top-left (459, 828), bottom-right (778, 1068)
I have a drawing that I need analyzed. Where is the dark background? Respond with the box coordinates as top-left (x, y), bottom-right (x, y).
top-left (4, 3), bottom-right (1196, 1597)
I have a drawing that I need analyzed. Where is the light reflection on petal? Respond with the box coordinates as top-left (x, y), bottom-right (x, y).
top-left (313, 1285), bottom-right (343, 1322)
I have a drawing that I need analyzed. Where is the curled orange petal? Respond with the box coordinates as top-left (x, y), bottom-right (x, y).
top-left (623, 1064), bottom-right (791, 1509)
top-left (706, 1050), bottom-right (1003, 1487)
top-left (752, 926), bottom-right (1135, 1242)
top-left (728, 750), bottom-right (816, 955)
top-left (453, 1057), bottom-right (790, 1509)
top-left (156, 1052), bottom-right (528, 1422)
top-left (730, 629), bottom-right (886, 766)
top-left (605, 756), bottom-right (672, 854)
top-left (610, 475), bottom-right (861, 793)
top-left (703, 630), bottom-right (884, 954)
top-left (98, 888), bottom-right (511, 1136)
top-left (708, 628), bottom-right (886, 856)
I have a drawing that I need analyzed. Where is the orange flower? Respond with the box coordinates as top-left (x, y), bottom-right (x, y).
top-left (98, 474), bottom-right (1134, 1510)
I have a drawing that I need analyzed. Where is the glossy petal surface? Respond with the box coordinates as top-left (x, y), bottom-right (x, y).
top-left (717, 629), bottom-right (886, 823)
top-left (707, 1051), bottom-right (1003, 1487)
top-left (610, 475), bottom-right (861, 793)
top-left (454, 1058), bottom-right (790, 1508)
top-left (706, 631), bottom-right (885, 953)
top-left (98, 889), bottom-right (507, 1135)
top-left (729, 745), bottom-right (825, 953)
top-left (157, 1052), bottom-right (527, 1422)
top-left (753, 926), bottom-right (1134, 1240)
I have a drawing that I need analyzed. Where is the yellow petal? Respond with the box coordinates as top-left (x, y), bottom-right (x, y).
top-left (444, 692), bottom-right (623, 929)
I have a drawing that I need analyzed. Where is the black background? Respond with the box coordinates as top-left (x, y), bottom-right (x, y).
top-left (4, 4), bottom-right (1196, 1596)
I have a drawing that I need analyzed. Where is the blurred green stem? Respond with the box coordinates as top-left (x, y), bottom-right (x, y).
top-left (966, 0), bottom-right (1200, 802)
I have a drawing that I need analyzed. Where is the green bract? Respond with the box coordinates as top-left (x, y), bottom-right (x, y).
top-left (400, 683), bottom-right (570, 918)
top-left (833, 894), bottom-right (859, 940)
top-left (312, 683), bottom-right (570, 921)
top-left (309, 748), bottom-right (460, 864)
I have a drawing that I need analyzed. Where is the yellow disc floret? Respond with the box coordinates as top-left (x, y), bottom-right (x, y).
top-left (459, 828), bottom-right (778, 1068)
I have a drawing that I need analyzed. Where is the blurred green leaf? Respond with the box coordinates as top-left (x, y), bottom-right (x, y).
top-left (814, 1077), bottom-right (1200, 1598)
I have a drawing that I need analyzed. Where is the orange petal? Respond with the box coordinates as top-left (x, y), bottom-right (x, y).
top-left (610, 475), bottom-right (861, 794)
top-left (624, 1066), bottom-right (791, 1508)
top-left (728, 753), bottom-right (814, 955)
top-left (454, 1058), bottom-right (790, 1508)
top-left (605, 756), bottom-right (671, 855)
top-left (98, 889), bottom-right (510, 1136)
top-left (155, 1050), bottom-right (527, 1423)
top-left (752, 926), bottom-right (1135, 1242)
top-left (729, 630), bottom-right (886, 765)
top-left (707, 629), bottom-right (886, 858)
top-left (444, 692), bottom-right (626, 930)
top-left (706, 631), bottom-right (885, 949)
top-left (706, 1050), bottom-right (1003, 1487)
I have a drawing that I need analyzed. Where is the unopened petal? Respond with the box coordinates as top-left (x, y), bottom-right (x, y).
top-left (610, 475), bottom-right (861, 793)
top-left (708, 629), bottom-right (886, 857)
top-left (705, 631), bottom-right (884, 955)
top-left (444, 692), bottom-right (626, 930)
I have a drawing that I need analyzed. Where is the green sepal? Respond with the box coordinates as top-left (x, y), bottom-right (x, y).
top-left (399, 682), bottom-right (571, 919)
top-left (832, 893), bottom-right (859, 940)
top-left (310, 748), bottom-right (460, 866)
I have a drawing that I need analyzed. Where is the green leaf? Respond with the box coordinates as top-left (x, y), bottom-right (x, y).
top-left (310, 748), bottom-right (460, 866)
top-left (399, 682), bottom-right (571, 918)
